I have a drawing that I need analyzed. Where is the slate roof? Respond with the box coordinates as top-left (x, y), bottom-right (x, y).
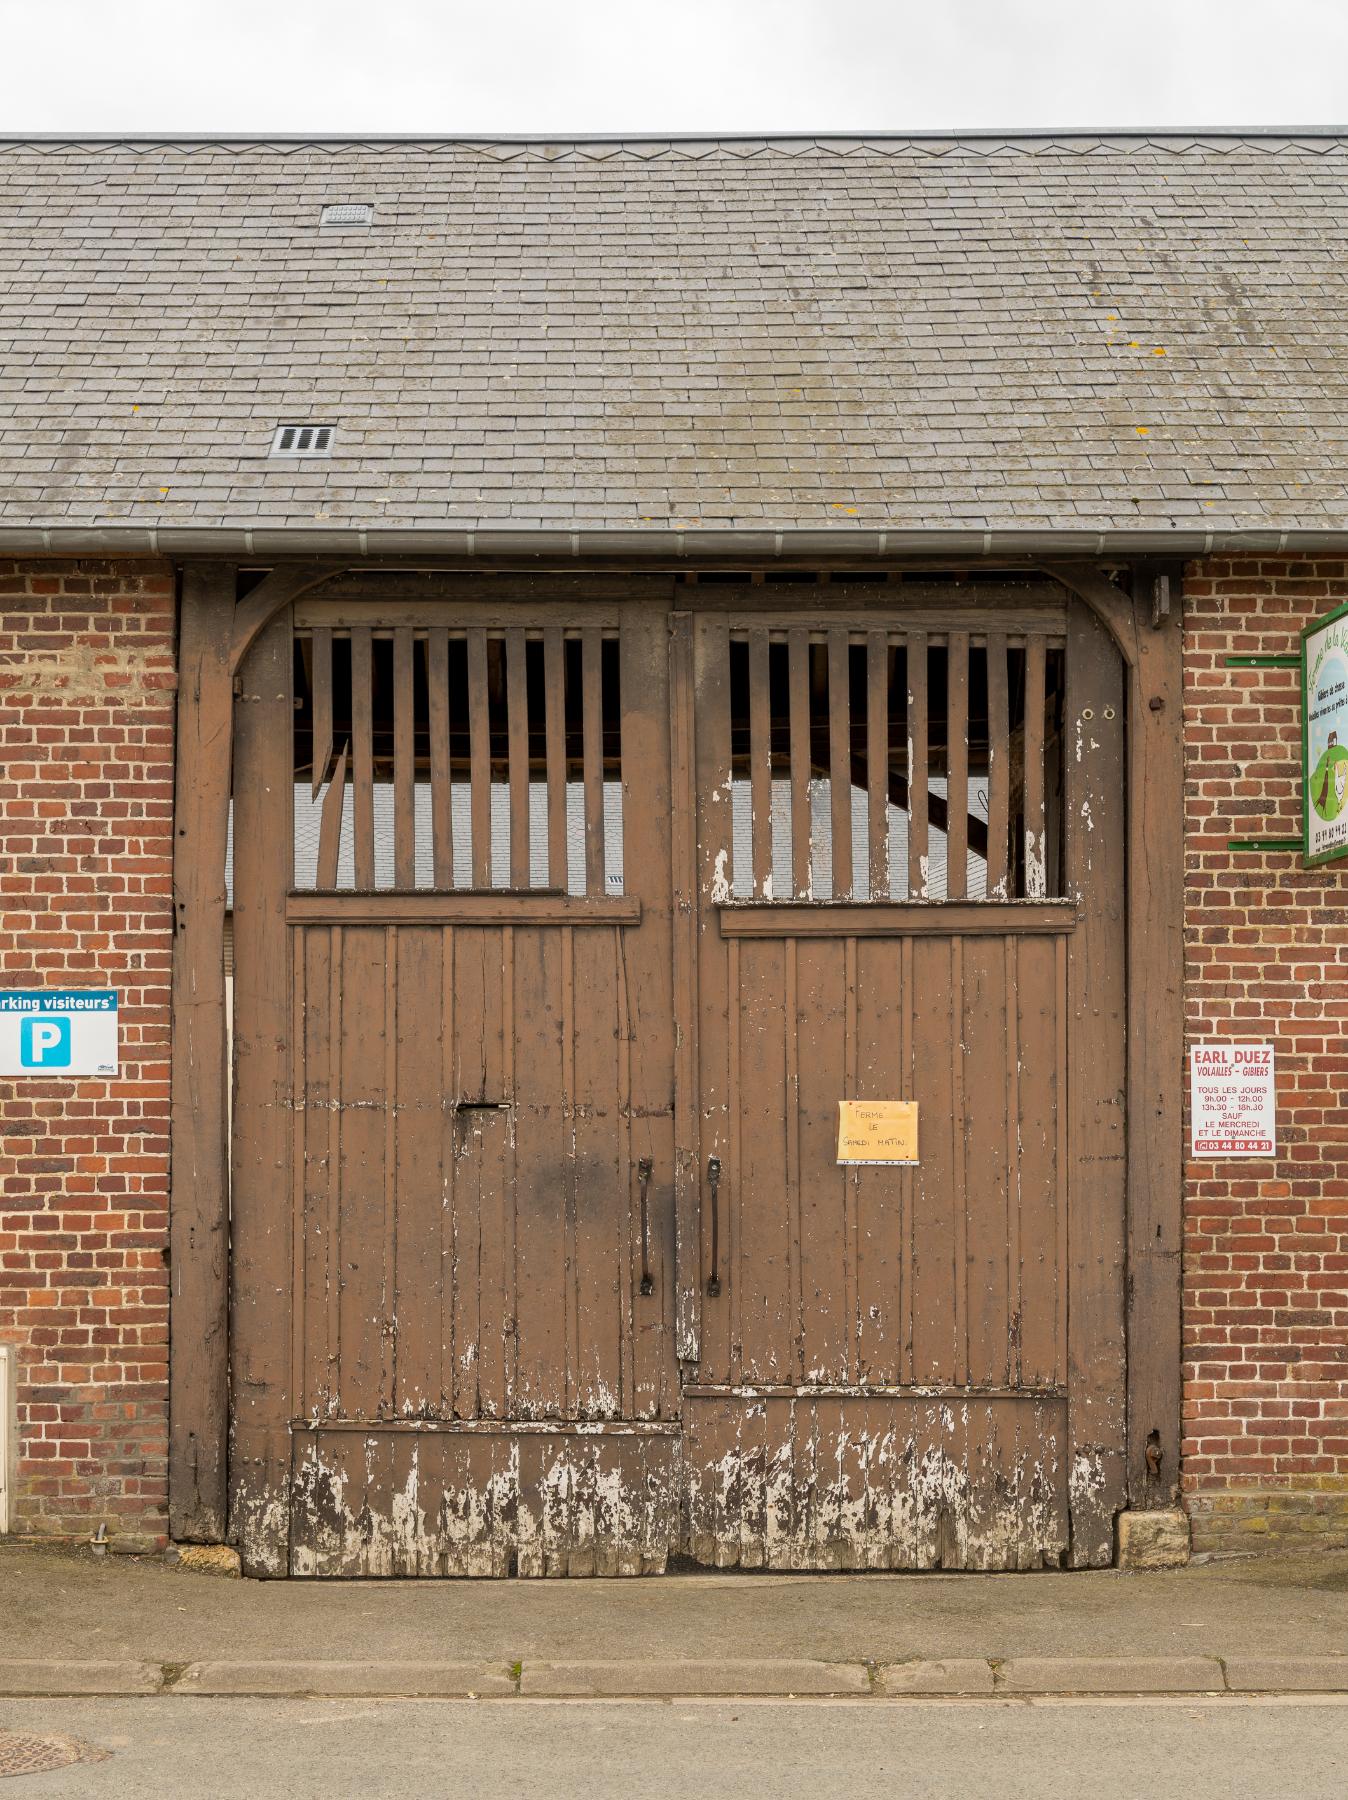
top-left (3, 133), bottom-right (1348, 548)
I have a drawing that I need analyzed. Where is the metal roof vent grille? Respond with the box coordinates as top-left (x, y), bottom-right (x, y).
top-left (321, 203), bottom-right (373, 230)
top-left (271, 424), bottom-right (334, 457)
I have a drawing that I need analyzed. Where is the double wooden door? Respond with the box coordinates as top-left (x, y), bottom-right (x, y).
top-left (228, 584), bottom-right (1125, 1575)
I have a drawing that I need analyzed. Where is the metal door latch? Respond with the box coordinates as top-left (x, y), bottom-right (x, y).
top-left (706, 1155), bottom-right (722, 1297)
top-left (637, 1156), bottom-right (654, 1296)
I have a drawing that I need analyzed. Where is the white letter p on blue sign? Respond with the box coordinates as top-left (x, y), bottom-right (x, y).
top-left (21, 1017), bottom-right (71, 1067)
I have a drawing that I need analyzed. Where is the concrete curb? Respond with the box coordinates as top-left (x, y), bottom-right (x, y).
top-left (1223, 1657), bottom-right (1348, 1693)
top-left (520, 1660), bottom-right (869, 1697)
top-left (174, 1660), bottom-right (516, 1697)
top-left (878, 1660), bottom-right (997, 1696)
top-left (997, 1657), bottom-right (1223, 1694)
top-left (0, 1661), bottom-right (162, 1696)
top-left (0, 1656), bottom-right (1346, 1698)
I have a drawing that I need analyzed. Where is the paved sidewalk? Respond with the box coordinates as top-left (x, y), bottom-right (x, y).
top-left (2, 1541), bottom-right (1347, 1698)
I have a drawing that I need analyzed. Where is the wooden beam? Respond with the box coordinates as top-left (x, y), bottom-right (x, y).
top-left (169, 562), bottom-right (236, 1540)
top-left (717, 901), bottom-right (1077, 938)
top-left (230, 564), bottom-right (342, 675)
top-left (286, 893), bottom-right (642, 927)
top-left (1051, 561), bottom-right (1185, 1510)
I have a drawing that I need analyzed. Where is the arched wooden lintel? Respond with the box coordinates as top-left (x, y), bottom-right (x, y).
top-left (170, 554), bottom-right (1186, 1543)
top-left (1048, 560), bottom-right (1185, 1515)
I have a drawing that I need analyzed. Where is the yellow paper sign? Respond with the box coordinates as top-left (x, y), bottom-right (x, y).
top-left (837, 1101), bottom-right (918, 1165)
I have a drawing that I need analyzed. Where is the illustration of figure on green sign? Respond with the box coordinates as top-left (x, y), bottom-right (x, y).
top-left (1304, 609), bottom-right (1348, 863)
top-left (1311, 722), bottom-right (1348, 821)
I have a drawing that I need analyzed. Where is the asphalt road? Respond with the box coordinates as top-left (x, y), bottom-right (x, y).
top-left (1, 1696), bottom-right (1346, 1799)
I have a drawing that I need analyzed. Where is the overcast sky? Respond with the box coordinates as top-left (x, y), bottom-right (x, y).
top-left (4, 0), bottom-right (1347, 135)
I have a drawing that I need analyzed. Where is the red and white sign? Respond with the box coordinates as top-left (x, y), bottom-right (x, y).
top-left (1190, 1041), bottom-right (1276, 1158)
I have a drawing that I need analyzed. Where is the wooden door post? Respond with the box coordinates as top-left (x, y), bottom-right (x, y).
top-left (1053, 562), bottom-right (1185, 1511)
top-left (169, 562), bottom-right (237, 1540)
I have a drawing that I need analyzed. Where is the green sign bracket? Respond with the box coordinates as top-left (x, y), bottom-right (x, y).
top-left (1223, 653), bottom-right (1300, 669)
top-left (1226, 837), bottom-right (1302, 852)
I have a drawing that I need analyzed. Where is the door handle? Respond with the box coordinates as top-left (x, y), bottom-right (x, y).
top-left (706, 1155), bottom-right (722, 1297)
top-left (637, 1156), bottom-right (654, 1296)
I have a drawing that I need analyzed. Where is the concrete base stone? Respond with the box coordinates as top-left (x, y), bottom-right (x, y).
top-left (1223, 1658), bottom-right (1348, 1693)
top-left (175, 1662), bottom-right (516, 1697)
top-left (1116, 1508), bottom-right (1190, 1570)
top-left (0, 1661), bottom-right (161, 1696)
top-left (998, 1657), bottom-right (1222, 1694)
top-left (521, 1660), bottom-right (869, 1697)
top-left (878, 1660), bottom-right (995, 1696)
top-left (165, 1544), bottom-right (241, 1578)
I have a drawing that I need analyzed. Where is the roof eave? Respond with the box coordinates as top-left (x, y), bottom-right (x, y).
top-left (0, 523), bottom-right (1344, 563)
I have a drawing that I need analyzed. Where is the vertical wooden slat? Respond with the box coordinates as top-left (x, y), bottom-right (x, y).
top-left (169, 562), bottom-right (235, 1540)
top-left (310, 625), bottom-right (332, 798)
top-left (582, 627), bottom-right (605, 897)
top-left (620, 601), bottom-right (677, 1416)
top-left (326, 927), bottom-right (344, 1413)
top-left (351, 626), bottom-right (375, 890)
top-left (693, 613), bottom-right (733, 1379)
top-left (788, 628), bottom-right (812, 899)
top-left (866, 631), bottom-right (889, 901)
top-left (947, 630), bottom-right (969, 900)
top-left (670, 613), bottom-right (702, 1363)
top-left (950, 937), bottom-right (968, 1387)
top-left (985, 632), bottom-right (1010, 899)
top-left (316, 742), bottom-right (347, 889)
top-left (427, 627), bottom-right (453, 889)
top-left (1063, 597), bottom-right (1128, 1562)
top-left (229, 609), bottom-right (295, 1573)
top-left (506, 626), bottom-right (530, 888)
top-left (380, 930), bottom-right (400, 1414)
top-left (1024, 635), bottom-right (1047, 898)
top-left (748, 627), bottom-right (772, 898)
top-left (393, 627), bottom-right (415, 889)
top-left (906, 632), bottom-right (929, 900)
top-left (544, 627), bottom-right (568, 891)
top-left (468, 628), bottom-right (492, 888)
top-left (785, 937), bottom-right (803, 1376)
top-left (827, 627), bottom-right (852, 900)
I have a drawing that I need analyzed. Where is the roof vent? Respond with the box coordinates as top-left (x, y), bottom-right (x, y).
top-left (321, 203), bottom-right (373, 230)
top-left (270, 424), bottom-right (335, 457)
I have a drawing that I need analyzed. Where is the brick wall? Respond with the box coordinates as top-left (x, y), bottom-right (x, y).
top-left (2, 549), bottom-right (1345, 1558)
top-left (1184, 555), bottom-right (1348, 1553)
top-left (0, 559), bottom-right (175, 1546)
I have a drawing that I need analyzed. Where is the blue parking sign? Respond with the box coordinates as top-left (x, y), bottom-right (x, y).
top-left (20, 1015), bottom-right (72, 1068)
top-left (0, 990), bottom-right (118, 1076)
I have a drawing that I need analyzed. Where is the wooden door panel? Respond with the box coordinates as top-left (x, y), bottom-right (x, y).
top-left (682, 1394), bottom-right (1069, 1571)
top-left (684, 602), bottom-right (1122, 1570)
top-left (291, 1424), bottom-right (679, 1578)
top-left (231, 599), bottom-right (679, 1576)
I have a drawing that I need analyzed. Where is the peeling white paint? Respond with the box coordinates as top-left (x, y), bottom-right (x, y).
top-left (1025, 830), bottom-right (1047, 900)
top-left (711, 847), bottom-right (732, 904)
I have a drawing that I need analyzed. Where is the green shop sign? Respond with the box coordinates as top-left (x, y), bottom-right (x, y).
top-left (1302, 598), bottom-right (1348, 866)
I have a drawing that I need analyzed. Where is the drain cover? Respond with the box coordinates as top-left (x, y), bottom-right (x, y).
top-left (0, 1729), bottom-right (105, 1779)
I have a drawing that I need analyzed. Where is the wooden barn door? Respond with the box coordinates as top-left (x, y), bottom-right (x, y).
top-left (229, 599), bottom-right (679, 1576)
top-left (677, 592), bottom-right (1126, 1569)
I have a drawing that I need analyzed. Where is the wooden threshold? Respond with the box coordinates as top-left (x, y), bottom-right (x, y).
top-left (287, 892), bottom-right (643, 927)
top-left (682, 1384), bottom-right (1066, 1401)
top-left (293, 1418), bottom-right (679, 1436)
top-left (717, 900), bottom-right (1077, 938)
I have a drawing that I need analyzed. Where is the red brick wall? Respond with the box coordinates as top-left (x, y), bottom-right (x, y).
top-left (1184, 555), bottom-right (1348, 1551)
top-left (3, 550), bottom-right (1345, 1555)
top-left (0, 559), bottom-right (175, 1546)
